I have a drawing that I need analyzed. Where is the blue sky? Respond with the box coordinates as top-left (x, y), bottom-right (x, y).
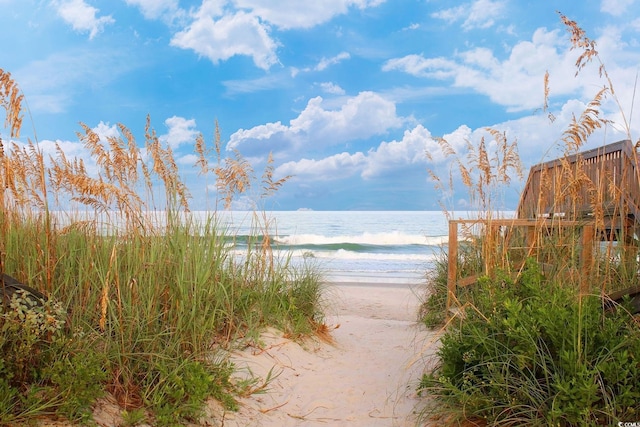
top-left (1, 0), bottom-right (640, 211)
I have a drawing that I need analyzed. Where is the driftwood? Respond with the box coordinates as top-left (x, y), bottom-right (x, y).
top-left (1, 273), bottom-right (47, 308)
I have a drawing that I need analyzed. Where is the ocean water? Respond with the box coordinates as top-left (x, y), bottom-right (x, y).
top-left (214, 211), bottom-right (449, 285)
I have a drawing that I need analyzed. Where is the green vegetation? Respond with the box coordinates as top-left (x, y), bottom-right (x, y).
top-left (420, 261), bottom-right (640, 426)
top-left (0, 69), bottom-right (324, 425)
top-left (419, 13), bottom-right (640, 425)
top-left (419, 242), bottom-right (482, 329)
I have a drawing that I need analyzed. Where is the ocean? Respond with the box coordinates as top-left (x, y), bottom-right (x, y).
top-left (214, 211), bottom-right (449, 285)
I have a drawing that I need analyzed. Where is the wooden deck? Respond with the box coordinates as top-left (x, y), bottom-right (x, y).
top-left (517, 139), bottom-right (640, 241)
top-left (446, 139), bottom-right (640, 315)
top-left (519, 139), bottom-right (640, 305)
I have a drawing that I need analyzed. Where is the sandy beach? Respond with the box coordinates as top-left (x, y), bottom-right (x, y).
top-left (213, 282), bottom-right (439, 427)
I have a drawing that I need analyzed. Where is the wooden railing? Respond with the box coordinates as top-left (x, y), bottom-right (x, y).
top-left (517, 139), bottom-right (640, 225)
top-left (446, 218), bottom-right (595, 316)
top-left (446, 140), bottom-right (640, 316)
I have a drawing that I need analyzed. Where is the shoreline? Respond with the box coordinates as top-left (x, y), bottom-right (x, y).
top-left (325, 280), bottom-right (426, 289)
top-left (215, 281), bottom-right (438, 426)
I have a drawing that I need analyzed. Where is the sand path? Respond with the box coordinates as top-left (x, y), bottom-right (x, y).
top-left (219, 283), bottom-right (438, 427)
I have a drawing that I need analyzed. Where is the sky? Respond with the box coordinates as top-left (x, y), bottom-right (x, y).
top-left (1, 0), bottom-right (640, 211)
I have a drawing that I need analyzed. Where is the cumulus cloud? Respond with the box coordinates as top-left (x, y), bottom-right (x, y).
top-left (431, 0), bottom-right (506, 31)
top-left (275, 124), bottom-right (447, 181)
top-left (53, 0), bottom-right (114, 39)
top-left (227, 91), bottom-right (404, 156)
top-left (167, 1), bottom-right (382, 69)
top-left (171, 5), bottom-right (279, 70)
top-left (361, 125), bottom-right (434, 178)
top-left (383, 27), bottom-right (585, 111)
top-left (441, 125), bottom-right (473, 149)
top-left (290, 92), bottom-right (402, 141)
top-left (276, 152), bottom-right (367, 180)
top-left (159, 116), bottom-right (199, 149)
top-left (92, 121), bottom-right (121, 140)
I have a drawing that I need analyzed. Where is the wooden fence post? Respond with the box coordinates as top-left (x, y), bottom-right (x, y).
top-left (447, 221), bottom-right (458, 317)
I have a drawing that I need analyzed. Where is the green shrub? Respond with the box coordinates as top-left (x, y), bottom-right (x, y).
top-left (0, 292), bottom-right (66, 384)
top-left (144, 357), bottom-right (236, 426)
top-left (420, 261), bottom-right (640, 425)
top-left (44, 341), bottom-right (108, 423)
top-left (0, 292), bottom-right (106, 424)
top-left (419, 242), bottom-right (482, 328)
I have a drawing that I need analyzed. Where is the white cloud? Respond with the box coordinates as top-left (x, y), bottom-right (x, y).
top-left (229, 121), bottom-right (289, 144)
top-left (171, 7), bottom-right (279, 70)
top-left (383, 28), bottom-right (585, 111)
top-left (383, 55), bottom-right (458, 79)
top-left (319, 82), bottom-right (346, 95)
top-left (228, 91), bottom-right (404, 156)
top-left (53, 0), bottom-right (114, 39)
top-left (290, 92), bottom-right (402, 141)
top-left (124, 0), bottom-right (181, 21)
top-left (440, 125), bottom-right (473, 151)
top-left (38, 138), bottom-right (93, 166)
top-left (601, 0), bottom-right (636, 16)
top-left (361, 124), bottom-right (434, 178)
top-left (274, 124), bottom-right (446, 181)
top-left (276, 152), bottom-right (367, 180)
top-left (159, 116), bottom-right (199, 149)
top-left (168, 1), bottom-right (381, 69)
top-left (431, 5), bottom-right (465, 24)
top-left (232, 0), bottom-right (385, 30)
top-left (92, 121), bottom-right (121, 140)
top-left (431, 0), bottom-right (506, 31)
top-left (177, 153), bottom-right (200, 166)
top-left (315, 52), bottom-right (351, 71)
top-left (291, 52), bottom-right (351, 76)
top-left (464, 0), bottom-right (506, 30)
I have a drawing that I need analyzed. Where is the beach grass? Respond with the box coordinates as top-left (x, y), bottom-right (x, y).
top-left (0, 69), bottom-right (325, 425)
top-left (419, 12), bottom-right (640, 425)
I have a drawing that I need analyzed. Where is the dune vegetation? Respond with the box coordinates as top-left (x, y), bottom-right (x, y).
top-left (0, 70), bottom-right (325, 425)
top-left (419, 13), bottom-right (640, 426)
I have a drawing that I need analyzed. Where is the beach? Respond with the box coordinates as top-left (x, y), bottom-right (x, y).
top-left (211, 282), bottom-right (439, 427)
